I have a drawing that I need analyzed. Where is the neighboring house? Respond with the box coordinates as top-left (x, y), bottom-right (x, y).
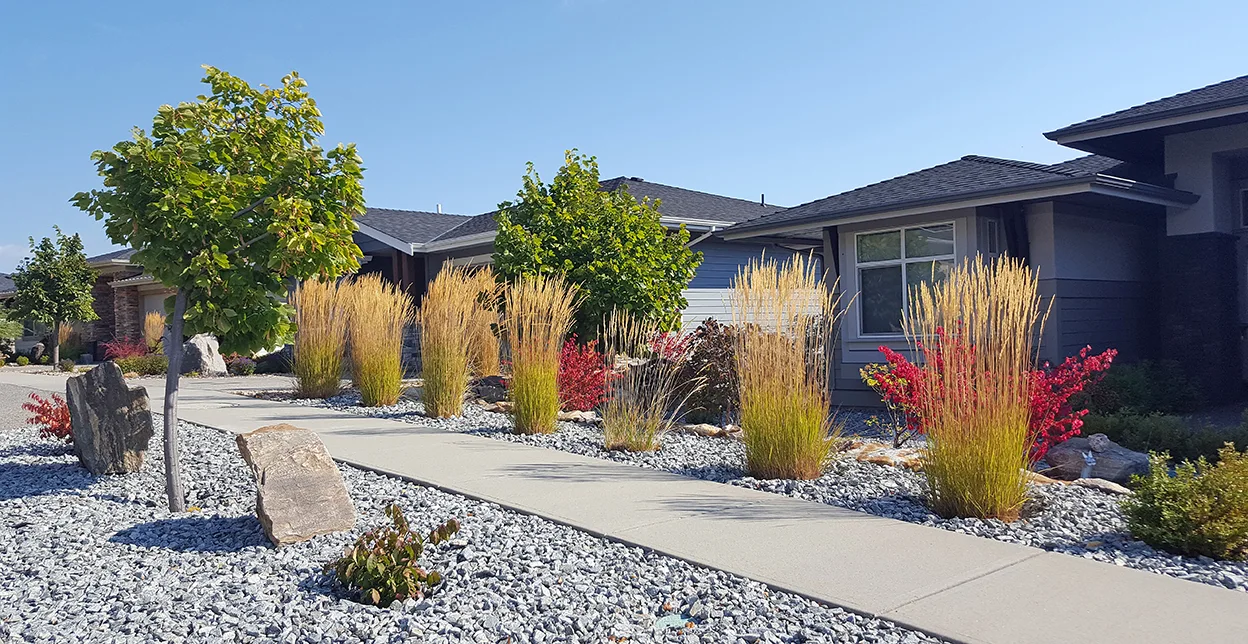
top-left (727, 75), bottom-right (1248, 405)
top-left (82, 177), bottom-right (814, 353)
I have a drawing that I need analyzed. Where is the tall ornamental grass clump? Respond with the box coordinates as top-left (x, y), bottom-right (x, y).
top-left (348, 274), bottom-right (414, 407)
top-left (468, 268), bottom-right (502, 376)
top-left (600, 310), bottom-right (697, 451)
top-left (292, 278), bottom-right (350, 399)
top-left (503, 274), bottom-right (579, 435)
top-left (731, 254), bottom-right (843, 480)
top-left (418, 263), bottom-right (494, 417)
top-left (906, 256), bottom-right (1047, 521)
top-left (143, 311), bottom-right (166, 350)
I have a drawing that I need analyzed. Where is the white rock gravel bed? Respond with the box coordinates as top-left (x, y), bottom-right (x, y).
top-left (280, 392), bottom-right (1248, 595)
top-left (0, 419), bottom-right (941, 644)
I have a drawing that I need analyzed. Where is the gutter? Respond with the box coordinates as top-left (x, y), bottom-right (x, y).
top-left (1045, 100), bottom-right (1248, 143)
top-left (722, 175), bottom-right (1199, 240)
top-left (363, 217), bottom-right (740, 255)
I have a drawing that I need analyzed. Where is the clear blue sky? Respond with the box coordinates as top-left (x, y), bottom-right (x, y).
top-left (2, 0), bottom-right (1246, 271)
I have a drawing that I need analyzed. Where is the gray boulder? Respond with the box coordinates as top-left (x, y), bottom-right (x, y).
top-left (181, 334), bottom-right (227, 375)
top-left (235, 424), bottom-right (356, 546)
top-left (1043, 433), bottom-right (1149, 485)
top-left (65, 361), bottom-right (154, 474)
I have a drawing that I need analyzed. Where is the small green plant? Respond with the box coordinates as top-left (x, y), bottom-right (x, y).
top-left (114, 354), bottom-right (169, 376)
top-left (326, 503), bottom-right (460, 606)
top-left (15, 356), bottom-right (30, 366)
top-left (1123, 445), bottom-right (1248, 560)
top-left (57, 358), bottom-right (76, 373)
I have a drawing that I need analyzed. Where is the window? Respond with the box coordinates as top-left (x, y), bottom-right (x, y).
top-left (855, 223), bottom-right (955, 335)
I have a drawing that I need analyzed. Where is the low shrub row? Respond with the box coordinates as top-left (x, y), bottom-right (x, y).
top-left (115, 354), bottom-right (169, 376)
top-left (1082, 412), bottom-right (1248, 464)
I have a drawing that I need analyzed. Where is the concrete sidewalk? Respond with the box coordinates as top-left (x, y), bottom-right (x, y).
top-left (5, 370), bottom-right (1247, 644)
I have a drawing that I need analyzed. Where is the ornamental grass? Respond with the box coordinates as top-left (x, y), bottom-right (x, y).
top-left (503, 274), bottom-right (580, 435)
top-left (731, 254), bottom-right (843, 480)
top-left (468, 267), bottom-right (502, 376)
top-left (906, 255), bottom-right (1047, 522)
top-left (292, 278), bottom-right (349, 399)
top-left (348, 274), bottom-right (414, 407)
top-left (417, 263), bottom-right (494, 417)
top-left (143, 310), bottom-right (166, 350)
top-left (600, 310), bottom-right (698, 452)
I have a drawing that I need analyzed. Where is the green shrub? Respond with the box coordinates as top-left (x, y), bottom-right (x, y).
top-left (38, 355), bottom-right (50, 365)
top-left (57, 358), bottom-right (76, 373)
top-left (1080, 360), bottom-right (1202, 416)
top-left (1122, 445), bottom-right (1248, 560)
top-left (15, 356), bottom-right (29, 366)
top-left (1082, 413), bottom-right (1248, 464)
top-left (325, 503), bottom-right (460, 606)
top-left (114, 355), bottom-right (169, 376)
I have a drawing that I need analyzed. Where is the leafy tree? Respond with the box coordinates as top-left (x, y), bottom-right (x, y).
top-left (9, 227), bottom-right (98, 364)
top-left (73, 66), bottom-right (364, 511)
top-left (495, 150), bottom-right (702, 336)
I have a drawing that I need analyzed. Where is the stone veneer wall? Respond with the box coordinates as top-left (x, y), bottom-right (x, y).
top-left (84, 275), bottom-right (116, 346)
top-left (113, 285), bottom-right (143, 342)
top-left (1159, 232), bottom-right (1242, 403)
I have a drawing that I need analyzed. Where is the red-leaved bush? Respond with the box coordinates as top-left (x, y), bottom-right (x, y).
top-left (869, 342), bottom-right (1116, 461)
top-left (557, 335), bottom-right (608, 411)
top-left (649, 331), bottom-right (693, 362)
top-left (23, 392), bottom-right (73, 443)
top-left (101, 338), bottom-right (149, 360)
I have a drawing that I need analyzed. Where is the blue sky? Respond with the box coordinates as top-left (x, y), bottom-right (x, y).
top-left (2, 0), bottom-right (1246, 271)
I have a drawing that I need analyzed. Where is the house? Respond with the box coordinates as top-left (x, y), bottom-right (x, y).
top-left (79, 177), bottom-right (814, 357)
top-left (726, 75), bottom-right (1248, 405)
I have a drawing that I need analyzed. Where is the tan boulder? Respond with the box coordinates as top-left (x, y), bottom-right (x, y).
top-left (235, 424), bottom-right (355, 546)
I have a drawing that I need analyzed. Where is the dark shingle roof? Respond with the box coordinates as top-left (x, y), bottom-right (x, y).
top-left (355, 208), bottom-right (471, 245)
top-left (1047, 75), bottom-right (1248, 139)
top-left (86, 248), bottom-right (137, 265)
top-left (432, 177), bottom-right (783, 243)
top-left (728, 154), bottom-right (1164, 234)
top-left (0, 273), bottom-right (14, 295)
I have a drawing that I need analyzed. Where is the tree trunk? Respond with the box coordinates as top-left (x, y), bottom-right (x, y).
top-left (163, 290), bottom-right (188, 512)
top-left (51, 320), bottom-right (61, 365)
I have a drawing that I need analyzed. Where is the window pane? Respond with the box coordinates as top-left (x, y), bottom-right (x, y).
top-left (857, 231), bottom-right (901, 263)
top-left (860, 265), bottom-right (903, 334)
top-left (905, 259), bottom-right (954, 308)
top-left (905, 224), bottom-right (954, 258)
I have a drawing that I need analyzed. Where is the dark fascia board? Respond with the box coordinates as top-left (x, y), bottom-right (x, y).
top-left (723, 175), bottom-right (1198, 240)
top-left (1044, 98), bottom-right (1248, 142)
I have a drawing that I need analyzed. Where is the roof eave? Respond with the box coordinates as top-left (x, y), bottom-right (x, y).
top-left (1045, 101), bottom-right (1248, 144)
top-left (355, 222), bottom-right (418, 255)
top-left (723, 177), bottom-right (1197, 240)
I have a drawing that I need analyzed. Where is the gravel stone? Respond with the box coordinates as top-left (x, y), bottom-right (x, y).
top-left (278, 390), bottom-right (1248, 595)
top-left (1, 400), bottom-right (943, 643)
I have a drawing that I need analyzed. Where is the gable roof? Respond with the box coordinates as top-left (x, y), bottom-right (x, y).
top-left (86, 248), bottom-right (137, 267)
top-left (355, 208), bottom-right (471, 245)
top-left (430, 177), bottom-right (783, 245)
top-left (725, 154), bottom-right (1197, 238)
top-left (1046, 75), bottom-right (1248, 141)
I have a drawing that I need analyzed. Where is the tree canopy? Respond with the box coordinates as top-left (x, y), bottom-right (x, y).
top-left (9, 227), bottom-right (98, 363)
top-left (494, 150), bottom-right (702, 336)
top-left (72, 66), bottom-right (365, 355)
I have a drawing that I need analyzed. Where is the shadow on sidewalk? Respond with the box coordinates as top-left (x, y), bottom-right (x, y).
top-left (110, 514), bottom-right (270, 552)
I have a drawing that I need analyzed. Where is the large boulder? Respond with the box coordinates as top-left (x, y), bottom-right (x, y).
top-left (181, 334), bottom-right (227, 376)
top-left (65, 361), bottom-right (154, 474)
top-left (1043, 433), bottom-right (1149, 485)
top-left (470, 375), bottom-right (508, 403)
top-left (235, 424), bottom-right (356, 546)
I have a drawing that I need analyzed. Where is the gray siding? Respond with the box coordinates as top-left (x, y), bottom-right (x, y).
top-left (681, 240), bottom-right (804, 326)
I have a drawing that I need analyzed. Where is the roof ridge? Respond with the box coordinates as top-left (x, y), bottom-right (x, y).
top-left (365, 207), bottom-right (469, 218)
top-left (961, 155), bottom-right (1081, 176)
top-left (601, 176), bottom-right (776, 209)
top-left (428, 211), bottom-right (498, 243)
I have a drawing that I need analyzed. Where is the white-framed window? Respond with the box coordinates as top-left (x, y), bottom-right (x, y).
top-left (855, 222), bottom-right (955, 335)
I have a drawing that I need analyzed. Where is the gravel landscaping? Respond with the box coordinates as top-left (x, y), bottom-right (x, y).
top-left (272, 390), bottom-right (1248, 595)
top-left (0, 412), bottom-right (943, 644)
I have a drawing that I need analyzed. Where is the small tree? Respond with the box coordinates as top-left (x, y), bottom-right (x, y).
top-left (494, 150), bottom-right (702, 336)
top-left (73, 66), bottom-right (364, 511)
top-left (9, 227), bottom-right (98, 364)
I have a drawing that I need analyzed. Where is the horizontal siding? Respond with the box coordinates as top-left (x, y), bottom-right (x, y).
top-left (687, 241), bottom-right (803, 289)
top-left (680, 288), bottom-right (732, 327)
top-left (1041, 279), bottom-right (1153, 363)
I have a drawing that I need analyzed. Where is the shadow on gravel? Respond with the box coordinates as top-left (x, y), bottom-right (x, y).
top-left (0, 462), bottom-right (94, 501)
top-left (110, 514), bottom-right (270, 552)
top-left (0, 441), bottom-right (75, 459)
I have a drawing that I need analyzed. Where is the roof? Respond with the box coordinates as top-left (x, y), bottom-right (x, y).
top-left (355, 208), bottom-right (471, 245)
top-left (86, 248), bottom-right (137, 266)
top-left (1046, 75), bottom-right (1248, 140)
top-left (0, 272), bottom-right (14, 296)
top-left (431, 177), bottom-right (783, 244)
top-left (726, 154), bottom-right (1196, 236)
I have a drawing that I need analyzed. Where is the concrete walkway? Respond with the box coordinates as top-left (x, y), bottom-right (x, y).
top-left (5, 370), bottom-right (1247, 644)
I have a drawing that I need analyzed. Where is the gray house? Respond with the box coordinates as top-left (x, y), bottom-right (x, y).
top-left (728, 75), bottom-right (1248, 404)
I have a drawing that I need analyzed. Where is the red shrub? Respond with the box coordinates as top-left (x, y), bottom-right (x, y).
top-left (23, 393), bottom-right (73, 443)
top-left (557, 335), bottom-right (608, 411)
top-left (649, 331), bottom-right (693, 361)
top-left (101, 338), bottom-right (149, 360)
top-left (868, 342), bottom-right (1116, 461)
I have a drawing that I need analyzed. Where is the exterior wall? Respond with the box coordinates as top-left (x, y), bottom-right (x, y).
top-left (113, 286), bottom-right (142, 342)
top-left (1032, 202), bottom-right (1160, 365)
top-left (1164, 122), bottom-right (1248, 236)
top-left (83, 274), bottom-right (116, 346)
top-left (680, 240), bottom-right (801, 327)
